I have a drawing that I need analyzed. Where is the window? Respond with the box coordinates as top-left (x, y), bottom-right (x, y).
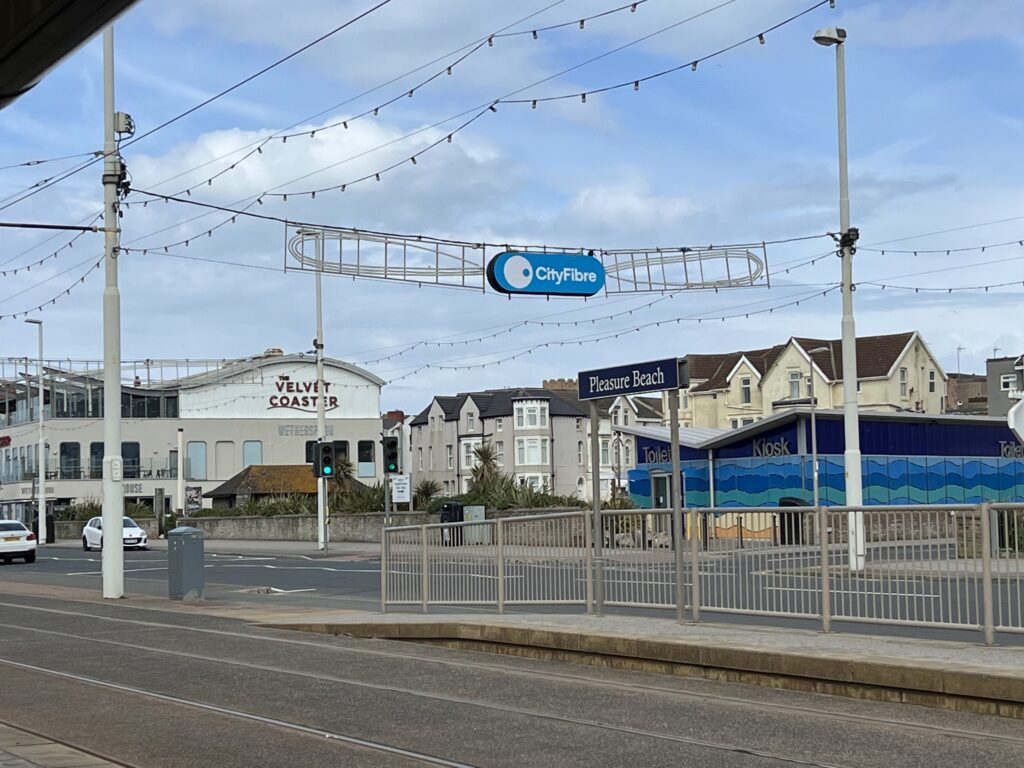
top-left (600, 438), bottom-right (610, 466)
top-left (742, 418), bottom-right (755, 426)
top-left (518, 474), bottom-right (548, 491)
top-left (186, 441), bottom-right (207, 481)
top-left (496, 418), bottom-right (503, 432)
top-left (740, 377), bottom-right (751, 404)
top-left (1001, 373), bottom-right (1016, 391)
top-left (613, 441), bottom-right (621, 467)
top-left (90, 442), bottom-right (103, 479)
top-left (731, 419), bottom-right (740, 429)
top-left (428, 446), bottom-right (434, 470)
top-left (514, 403), bottom-right (548, 429)
top-left (681, 389), bottom-right (689, 409)
top-left (495, 441), bottom-right (504, 466)
top-left (467, 412), bottom-right (475, 431)
top-left (59, 442), bottom-right (80, 479)
top-left (357, 440), bottom-right (374, 478)
top-left (576, 418), bottom-right (583, 431)
top-left (807, 376), bottom-right (814, 397)
top-left (612, 411), bottom-right (619, 426)
top-left (446, 444), bottom-right (453, 469)
top-left (788, 371), bottom-right (800, 399)
top-left (577, 441), bottom-right (584, 465)
top-left (462, 440), bottom-right (481, 469)
top-left (242, 441), bottom-right (262, 468)
top-left (623, 412), bottom-right (629, 426)
top-left (418, 447), bottom-right (424, 470)
top-left (516, 437), bottom-right (549, 465)
top-left (928, 370), bottom-right (936, 394)
top-left (163, 396), bottom-right (178, 418)
top-left (900, 367), bottom-right (908, 397)
top-left (122, 442), bottom-right (140, 479)
top-left (624, 441), bottom-right (631, 466)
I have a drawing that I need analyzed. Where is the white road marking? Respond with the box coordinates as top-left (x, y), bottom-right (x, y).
top-left (65, 566), bottom-right (169, 576)
top-left (218, 564), bottom-right (380, 574)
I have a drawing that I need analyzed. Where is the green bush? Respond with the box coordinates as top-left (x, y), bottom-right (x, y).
top-left (333, 483), bottom-right (385, 514)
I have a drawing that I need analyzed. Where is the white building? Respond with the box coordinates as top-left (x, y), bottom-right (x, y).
top-left (0, 351), bottom-right (384, 520)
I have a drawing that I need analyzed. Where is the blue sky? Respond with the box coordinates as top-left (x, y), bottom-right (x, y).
top-left (2, 0), bottom-right (1023, 411)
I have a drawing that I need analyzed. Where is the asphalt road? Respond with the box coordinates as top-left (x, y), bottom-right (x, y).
top-left (1, 544), bottom-right (1019, 644)
top-left (0, 592), bottom-right (1023, 768)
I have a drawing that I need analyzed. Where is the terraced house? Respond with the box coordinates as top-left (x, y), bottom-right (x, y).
top-left (409, 383), bottom-right (663, 501)
top-left (664, 331), bottom-right (947, 430)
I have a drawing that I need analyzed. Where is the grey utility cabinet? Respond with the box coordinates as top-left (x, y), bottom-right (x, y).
top-left (167, 526), bottom-right (205, 600)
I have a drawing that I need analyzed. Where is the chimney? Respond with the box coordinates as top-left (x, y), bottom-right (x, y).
top-left (385, 409), bottom-right (406, 422)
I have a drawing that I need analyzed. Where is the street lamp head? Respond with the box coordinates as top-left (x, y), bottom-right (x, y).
top-left (813, 26), bottom-right (847, 46)
top-left (23, 318), bottom-right (41, 326)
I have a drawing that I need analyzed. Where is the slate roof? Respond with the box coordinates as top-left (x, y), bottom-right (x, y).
top-left (632, 396), bottom-right (664, 421)
top-left (409, 386), bottom-right (613, 425)
top-left (688, 332), bottom-right (917, 393)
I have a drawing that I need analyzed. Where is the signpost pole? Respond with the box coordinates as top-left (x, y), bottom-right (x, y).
top-left (314, 236), bottom-right (327, 552)
top-left (668, 389), bottom-right (685, 624)
top-left (589, 401), bottom-right (604, 616)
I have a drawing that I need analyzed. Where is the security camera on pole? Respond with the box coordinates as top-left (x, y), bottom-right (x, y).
top-left (814, 25), bottom-right (865, 572)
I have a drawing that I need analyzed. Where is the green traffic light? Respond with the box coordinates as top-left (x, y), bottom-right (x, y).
top-left (323, 466), bottom-right (333, 475)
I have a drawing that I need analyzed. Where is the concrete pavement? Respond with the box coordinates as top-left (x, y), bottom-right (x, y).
top-left (0, 724), bottom-right (120, 768)
top-left (266, 611), bottom-right (1024, 719)
top-left (49, 539), bottom-right (380, 559)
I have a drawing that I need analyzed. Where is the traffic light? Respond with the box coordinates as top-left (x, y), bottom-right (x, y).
top-left (382, 436), bottom-right (400, 474)
top-left (314, 441), bottom-right (336, 478)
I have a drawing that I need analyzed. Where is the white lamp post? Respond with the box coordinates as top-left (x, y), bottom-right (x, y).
top-left (24, 319), bottom-right (46, 545)
top-left (814, 25), bottom-right (865, 572)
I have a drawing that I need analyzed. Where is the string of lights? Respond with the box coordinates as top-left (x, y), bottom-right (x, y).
top-left (0, 216), bottom-right (102, 275)
top-left (860, 237), bottom-right (1024, 257)
top-left (0, 256), bottom-right (102, 321)
top-left (139, 0), bottom-right (764, 204)
top-left (0, 0), bottom-right (397, 212)
top-left (0, 212), bottom-right (103, 270)
top-left (0, 151), bottom-right (101, 172)
top-left (377, 285), bottom-right (841, 383)
top-left (502, 0), bottom-right (832, 106)
top-left (138, 248), bottom-right (284, 273)
top-left (860, 252), bottom-right (1024, 285)
top-left (136, 1), bottom-right (573, 198)
top-left (863, 278), bottom-right (1024, 293)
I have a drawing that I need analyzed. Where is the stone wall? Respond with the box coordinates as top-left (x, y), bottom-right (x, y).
top-left (56, 518), bottom-right (159, 541)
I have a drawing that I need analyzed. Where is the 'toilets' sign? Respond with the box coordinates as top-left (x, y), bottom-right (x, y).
top-left (486, 251), bottom-right (605, 297)
top-left (578, 357), bottom-right (688, 400)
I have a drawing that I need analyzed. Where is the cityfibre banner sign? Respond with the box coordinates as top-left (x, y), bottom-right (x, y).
top-left (486, 251), bottom-right (605, 297)
top-left (578, 357), bottom-right (688, 400)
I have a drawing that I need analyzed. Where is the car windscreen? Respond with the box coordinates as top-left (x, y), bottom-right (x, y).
top-left (0, 522), bottom-right (26, 532)
top-left (123, 518), bottom-right (139, 528)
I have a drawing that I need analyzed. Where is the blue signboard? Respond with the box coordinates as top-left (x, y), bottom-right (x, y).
top-left (486, 251), bottom-right (605, 297)
top-left (578, 357), bottom-right (685, 400)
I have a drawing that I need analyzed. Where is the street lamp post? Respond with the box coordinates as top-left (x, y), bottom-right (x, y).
top-left (24, 319), bottom-right (45, 545)
top-left (814, 26), bottom-right (865, 572)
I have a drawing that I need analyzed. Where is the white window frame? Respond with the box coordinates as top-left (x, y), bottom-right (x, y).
top-left (928, 370), bottom-right (936, 393)
top-left (418, 447), bottom-right (423, 471)
top-left (517, 473), bottom-right (548, 491)
top-left (495, 441), bottom-right (504, 466)
top-left (740, 377), bottom-right (751, 404)
top-left (900, 367), bottom-right (908, 397)
top-left (577, 441), bottom-right (584, 465)
top-left (495, 418), bottom-right (503, 432)
top-left (467, 412), bottom-right (475, 431)
top-left (446, 444), bottom-right (454, 469)
top-left (428, 446), bottom-right (433, 470)
top-left (1001, 373), bottom-right (1016, 392)
top-left (600, 438), bottom-right (610, 467)
top-left (788, 371), bottom-right (800, 399)
top-left (462, 439), bottom-right (481, 470)
top-left (515, 437), bottom-right (549, 465)
top-left (681, 389), bottom-right (689, 409)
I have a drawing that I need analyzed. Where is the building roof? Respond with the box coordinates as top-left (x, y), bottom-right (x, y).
top-left (204, 464), bottom-right (319, 499)
top-left (409, 386), bottom-right (614, 426)
top-left (615, 424), bottom-right (728, 449)
top-left (632, 396), bottom-right (664, 421)
top-left (167, 352), bottom-right (385, 390)
top-left (688, 332), bottom-right (918, 393)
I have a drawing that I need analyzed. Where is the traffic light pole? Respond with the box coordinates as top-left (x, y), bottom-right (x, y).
top-left (314, 240), bottom-right (327, 552)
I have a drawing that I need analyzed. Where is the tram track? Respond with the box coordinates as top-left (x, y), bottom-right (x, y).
top-left (0, 598), bottom-right (1020, 750)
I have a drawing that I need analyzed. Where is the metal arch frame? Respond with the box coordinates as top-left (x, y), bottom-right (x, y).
top-left (284, 224), bottom-right (769, 295)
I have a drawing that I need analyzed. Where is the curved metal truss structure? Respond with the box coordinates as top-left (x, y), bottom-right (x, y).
top-left (285, 224), bottom-right (769, 294)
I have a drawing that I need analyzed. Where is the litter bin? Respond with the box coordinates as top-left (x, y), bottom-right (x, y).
top-left (778, 497), bottom-right (808, 546)
top-left (30, 514), bottom-right (56, 544)
top-left (439, 501), bottom-right (464, 546)
top-left (167, 526), bottom-right (205, 600)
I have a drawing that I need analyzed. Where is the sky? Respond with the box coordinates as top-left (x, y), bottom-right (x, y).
top-left (1, 0), bottom-right (1023, 413)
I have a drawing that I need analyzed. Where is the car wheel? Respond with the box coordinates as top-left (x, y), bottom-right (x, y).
top-left (83, 537), bottom-right (90, 551)
top-left (24, 552), bottom-right (36, 564)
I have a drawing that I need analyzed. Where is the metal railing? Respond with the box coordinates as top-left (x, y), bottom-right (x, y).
top-left (381, 503), bottom-right (1024, 644)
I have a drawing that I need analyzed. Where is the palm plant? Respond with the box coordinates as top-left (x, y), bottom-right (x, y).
top-left (413, 478), bottom-right (442, 508)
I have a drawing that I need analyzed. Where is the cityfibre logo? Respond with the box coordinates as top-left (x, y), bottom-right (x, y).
top-left (487, 251), bottom-right (605, 297)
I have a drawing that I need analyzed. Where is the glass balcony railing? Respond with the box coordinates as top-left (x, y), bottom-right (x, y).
top-left (0, 458), bottom-right (185, 484)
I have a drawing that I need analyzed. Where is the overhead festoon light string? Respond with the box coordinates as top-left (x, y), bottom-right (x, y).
top-left (376, 285), bottom-right (840, 383)
top-left (156, 0), bottom-right (659, 200)
top-left (0, 257), bottom-right (102, 321)
top-left (860, 236), bottom-right (1024, 257)
top-left (0, 212), bottom-right (103, 270)
top-left (0, 150), bottom-right (102, 172)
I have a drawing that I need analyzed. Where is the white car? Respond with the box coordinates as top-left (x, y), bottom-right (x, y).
top-left (82, 516), bottom-right (149, 551)
top-left (0, 520), bottom-right (37, 564)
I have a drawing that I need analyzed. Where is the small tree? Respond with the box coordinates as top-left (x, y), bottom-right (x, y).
top-left (413, 479), bottom-right (442, 508)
